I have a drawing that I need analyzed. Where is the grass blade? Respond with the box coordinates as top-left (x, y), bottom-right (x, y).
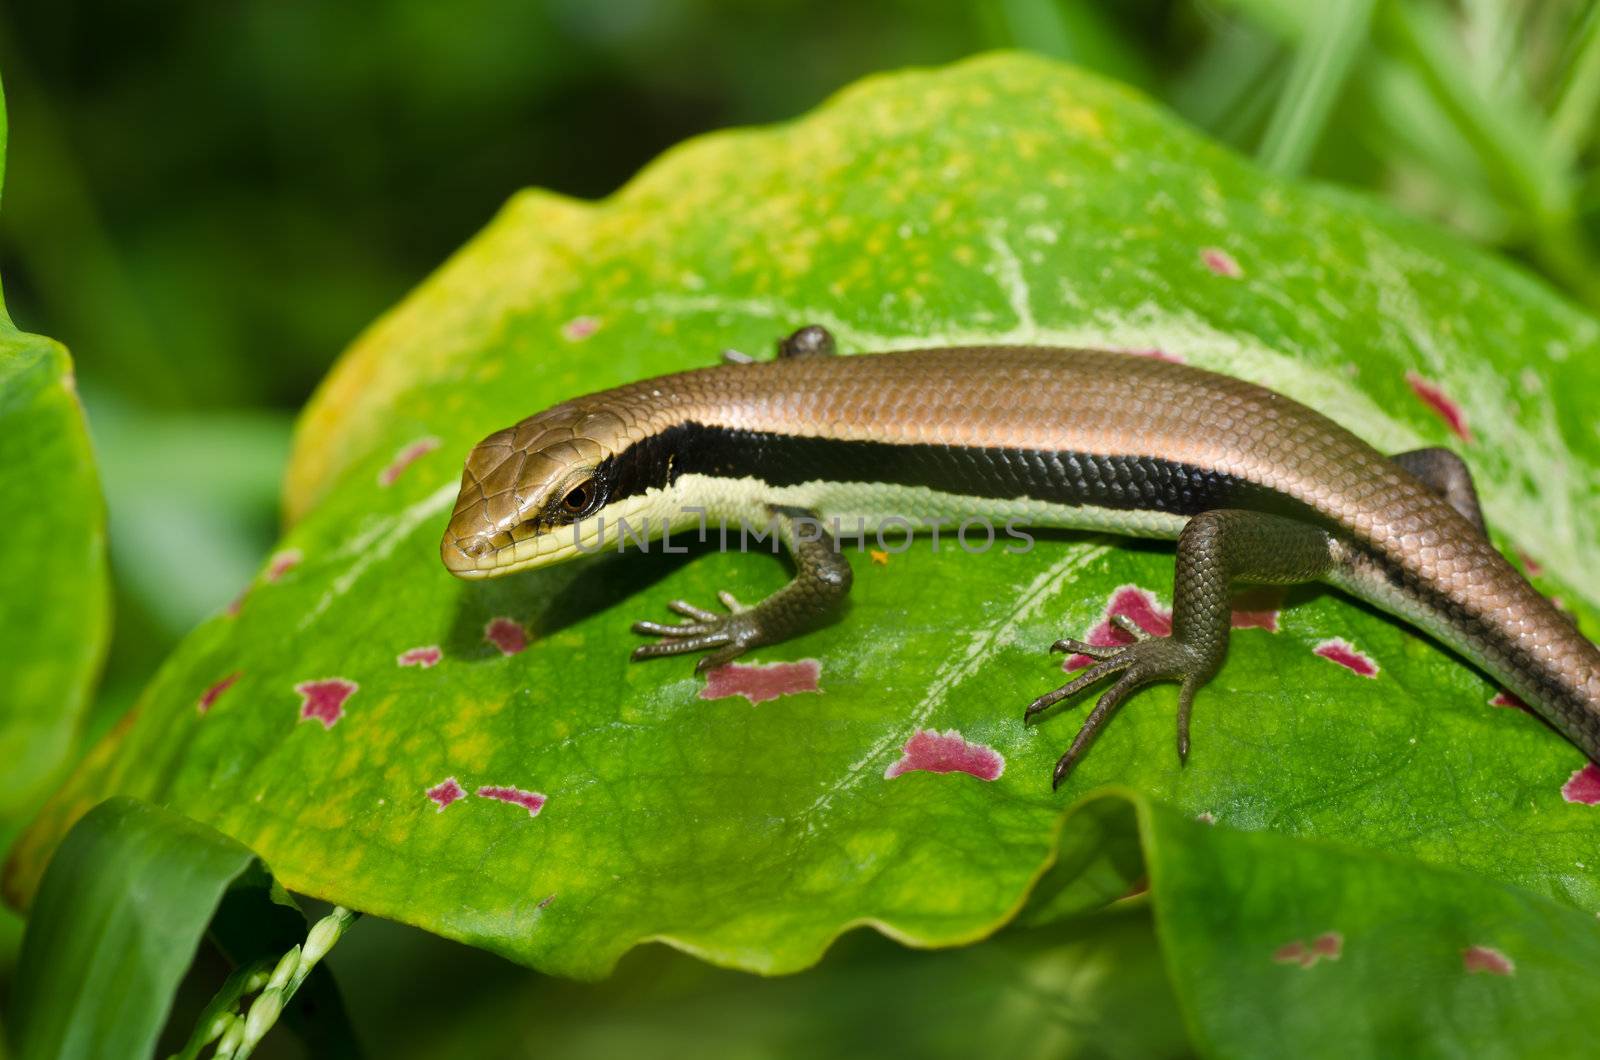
top-left (1549, 1), bottom-right (1600, 166)
top-left (1256, 0), bottom-right (1377, 174)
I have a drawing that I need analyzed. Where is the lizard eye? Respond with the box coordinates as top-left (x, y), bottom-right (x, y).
top-left (560, 480), bottom-right (594, 514)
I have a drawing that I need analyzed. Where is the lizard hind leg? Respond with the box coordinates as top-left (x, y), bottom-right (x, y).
top-left (1027, 509), bottom-right (1336, 789)
top-left (1391, 447), bottom-right (1486, 534)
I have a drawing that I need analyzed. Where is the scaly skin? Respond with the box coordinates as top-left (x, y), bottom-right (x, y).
top-left (441, 326), bottom-right (1600, 786)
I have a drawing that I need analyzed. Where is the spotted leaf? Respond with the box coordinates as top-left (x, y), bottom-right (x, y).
top-left (10, 57), bottom-right (1600, 1027)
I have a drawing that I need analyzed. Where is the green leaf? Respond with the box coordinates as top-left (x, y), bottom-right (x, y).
top-left (9, 799), bottom-right (259, 1059)
top-left (0, 76), bottom-right (110, 825)
top-left (1142, 799), bottom-right (1600, 1058)
top-left (346, 902), bottom-right (1189, 1059)
top-left (10, 52), bottom-right (1600, 1008)
top-left (334, 799), bottom-right (1599, 1058)
top-left (8, 796), bottom-right (360, 1059)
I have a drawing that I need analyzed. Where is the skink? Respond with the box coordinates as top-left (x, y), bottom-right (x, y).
top-left (441, 325), bottom-right (1600, 787)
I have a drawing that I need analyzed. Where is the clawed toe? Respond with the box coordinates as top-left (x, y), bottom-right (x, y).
top-left (693, 646), bottom-right (745, 674)
top-left (1024, 654), bottom-right (1133, 720)
top-left (1108, 614), bottom-right (1151, 642)
top-left (630, 630), bottom-right (733, 661)
top-left (632, 618), bottom-right (711, 637)
top-left (667, 599), bottom-right (721, 622)
top-left (1048, 615), bottom-right (1150, 662)
top-left (1050, 637), bottom-right (1121, 660)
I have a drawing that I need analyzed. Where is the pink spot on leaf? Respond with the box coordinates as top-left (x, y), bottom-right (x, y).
top-left (562, 315), bottom-right (601, 341)
top-left (884, 729), bottom-right (1005, 782)
top-left (227, 549), bottom-right (301, 615)
top-left (1490, 690), bottom-right (1532, 714)
top-left (700, 659), bottom-right (822, 705)
top-left (1063, 585), bottom-right (1171, 671)
top-left (295, 678), bottom-right (358, 729)
top-left (426, 777), bottom-right (465, 811)
top-left (484, 617), bottom-right (527, 656)
top-left (477, 785), bottom-right (547, 817)
top-left (1405, 371), bottom-right (1472, 442)
top-left (197, 672), bottom-right (240, 715)
top-left (1230, 587), bottom-right (1285, 632)
top-left (1561, 763), bottom-right (1600, 806)
top-left (1274, 931), bottom-right (1342, 968)
top-left (266, 549), bottom-right (302, 582)
top-left (1462, 945), bottom-right (1515, 976)
top-left (1314, 638), bottom-right (1378, 677)
top-left (1196, 811), bottom-right (1217, 825)
top-left (379, 436), bottom-right (441, 487)
top-left (398, 645), bottom-right (442, 669)
top-left (1516, 549), bottom-right (1544, 577)
top-left (1201, 247), bottom-right (1242, 278)
top-left (1272, 940), bottom-right (1310, 967)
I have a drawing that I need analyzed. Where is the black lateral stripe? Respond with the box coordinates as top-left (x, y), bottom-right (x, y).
top-left (600, 421), bottom-right (1314, 521)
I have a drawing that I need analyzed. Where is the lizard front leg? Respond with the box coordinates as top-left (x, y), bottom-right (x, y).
top-left (631, 504), bottom-right (852, 672)
top-left (1027, 509), bottom-right (1336, 787)
top-left (721, 323), bottom-right (838, 364)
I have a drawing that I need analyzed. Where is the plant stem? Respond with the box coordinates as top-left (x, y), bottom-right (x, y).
top-left (202, 906), bottom-right (358, 1060)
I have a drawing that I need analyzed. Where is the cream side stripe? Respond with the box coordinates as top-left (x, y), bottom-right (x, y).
top-left (470, 473), bottom-right (1188, 576)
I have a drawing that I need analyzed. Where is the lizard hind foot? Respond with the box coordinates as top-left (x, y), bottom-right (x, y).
top-left (1025, 635), bottom-right (1207, 789)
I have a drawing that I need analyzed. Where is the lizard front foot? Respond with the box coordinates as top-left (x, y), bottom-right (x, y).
top-left (631, 504), bottom-right (851, 675)
top-left (631, 592), bottom-right (765, 673)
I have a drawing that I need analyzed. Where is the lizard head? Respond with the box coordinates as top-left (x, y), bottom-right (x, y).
top-left (440, 403), bottom-right (631, 578)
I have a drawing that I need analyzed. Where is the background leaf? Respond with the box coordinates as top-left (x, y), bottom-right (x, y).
top-left (10, 799), bottom-right (259, 1059)
top-left (320, 795), bottom-right (1600, 1059)
top-left (9, 53), bottom-right (1599, 1016)
top-left (0, 72), bottom-right (110, 993)
top-left (1141, 799), bottom-right (1600, 1058)
top-left (0, 320), bottom-right (108, 818)
top-left (334, 900), bottom-right (1189, 1059)
top-left (0, 74), bottom-right (108, 834)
